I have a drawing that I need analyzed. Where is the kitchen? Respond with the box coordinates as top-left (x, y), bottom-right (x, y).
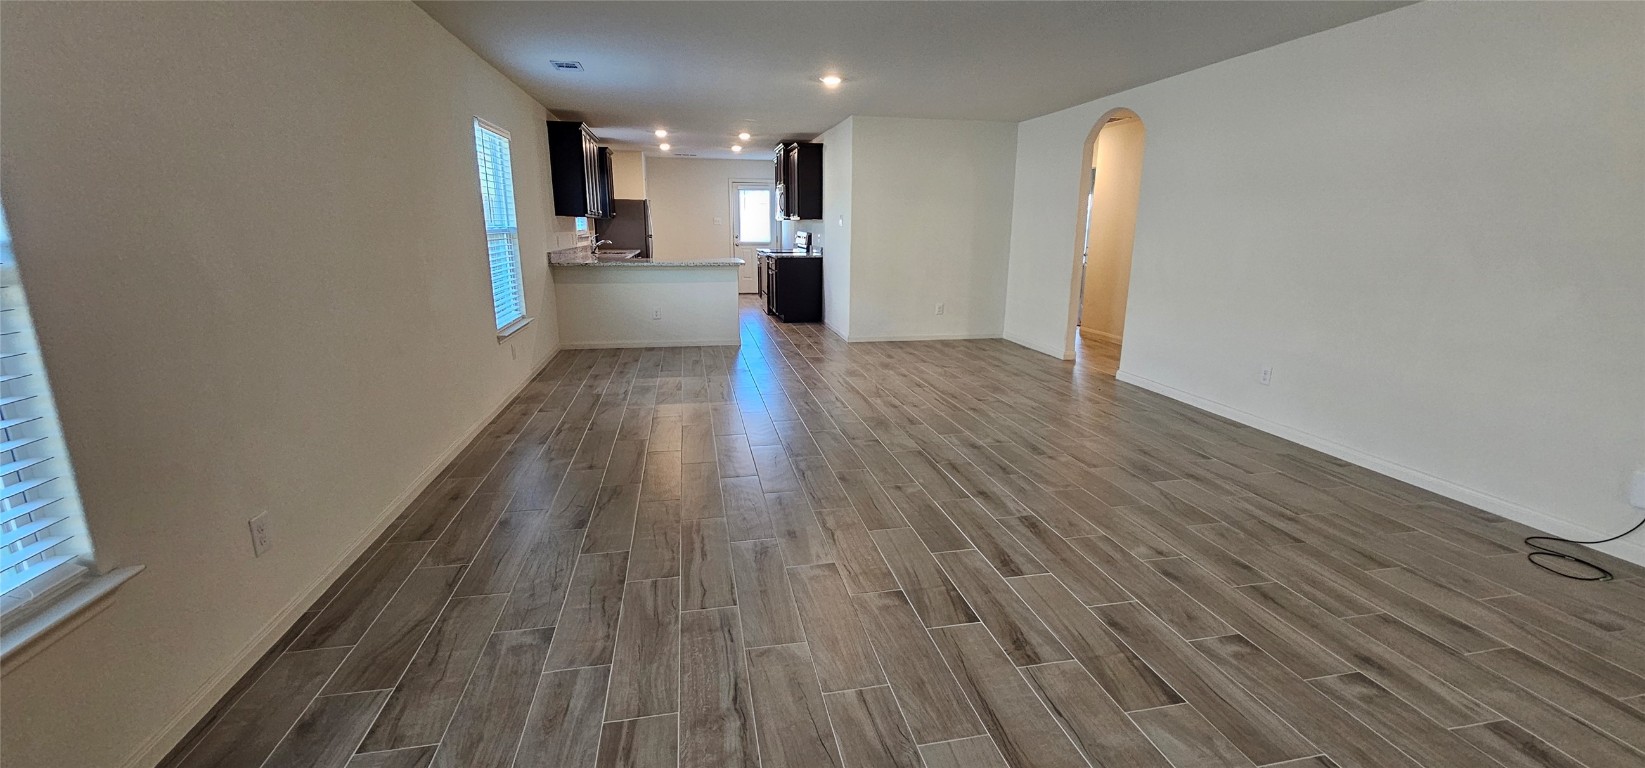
top-left (544, 120), bottom-right (826, 347)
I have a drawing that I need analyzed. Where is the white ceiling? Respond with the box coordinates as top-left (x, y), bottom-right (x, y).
top-left (418, 1), bottom-right (1408, 160)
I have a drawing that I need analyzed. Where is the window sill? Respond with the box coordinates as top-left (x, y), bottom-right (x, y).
top-left (1, 565), bottom-right (143, 675)
top-left (497, 316), bottom-right (534, 342)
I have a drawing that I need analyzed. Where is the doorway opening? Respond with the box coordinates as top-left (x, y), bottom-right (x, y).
top-left (730, 180), bottom-right (773, 294)
top-left (1071, 109), bottom-right (1145, 375)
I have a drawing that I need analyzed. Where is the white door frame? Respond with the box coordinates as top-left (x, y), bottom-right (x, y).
top-left (730, 179), bottom-right (774, 294)
top-left (729, 179), bottom-right (775, 249)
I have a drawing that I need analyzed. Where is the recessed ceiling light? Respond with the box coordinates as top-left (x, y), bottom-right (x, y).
top-left (654, 129), bottom-right (668, 138)
top-left (732, 145), bottom-right (743, 152)
top-left (738, 132), bottom-right (751, 141)
top-left (658, 143), bottom-right (671, 151)
top-left (820, 74), bottom-right (843, 88)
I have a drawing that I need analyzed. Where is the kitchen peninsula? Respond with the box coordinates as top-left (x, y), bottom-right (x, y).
top-left (549, 247), bottom-right (744, 348)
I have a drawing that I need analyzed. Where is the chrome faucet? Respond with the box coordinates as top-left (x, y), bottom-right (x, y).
top-left (593, 239), bottom-right (614, 251)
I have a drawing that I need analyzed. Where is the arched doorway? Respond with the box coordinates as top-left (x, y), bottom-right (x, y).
top-left (1068, 109), bottom-right (1145, 375)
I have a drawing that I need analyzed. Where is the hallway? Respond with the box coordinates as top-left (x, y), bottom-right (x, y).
top-left (165, 298), bottom-right (1645, 768)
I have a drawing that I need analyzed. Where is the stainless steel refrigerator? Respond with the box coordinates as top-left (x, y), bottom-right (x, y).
top-left (595, 199), bottom-right (651, 259)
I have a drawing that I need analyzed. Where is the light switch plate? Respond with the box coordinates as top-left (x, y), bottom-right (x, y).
top-left (1629, 470), bottom-right (1645, 509)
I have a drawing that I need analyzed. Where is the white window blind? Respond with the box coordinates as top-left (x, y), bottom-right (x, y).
top-left (473, 119), bottom-right (526, 331)
top-left (0, 205), bottom-right (93, 615)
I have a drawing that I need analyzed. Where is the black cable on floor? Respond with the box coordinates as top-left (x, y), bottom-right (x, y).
top-left (1524, 516), bottom-right (1645, 581)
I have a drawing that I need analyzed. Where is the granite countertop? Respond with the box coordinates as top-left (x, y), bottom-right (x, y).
top-left (548, 247), bottom-right (742, 268)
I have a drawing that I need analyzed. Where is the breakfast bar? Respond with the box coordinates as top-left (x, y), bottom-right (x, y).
top-left (549, 247), bottom-right (744, 348)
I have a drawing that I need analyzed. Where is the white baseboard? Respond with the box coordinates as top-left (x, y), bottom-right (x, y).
top-left (125, 346), bottom-right (563, 768)
top-left (1003, 332), bottom-right (1069, 359)
top-left (560, 338), bottom-right (739, 349)
top-left (1114, 369), bottom-right (1645, 568)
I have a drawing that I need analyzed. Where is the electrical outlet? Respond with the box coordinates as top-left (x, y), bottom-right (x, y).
top-left (935, 303), bottom-right (945, 315)
top-left (1259, 366), bottom-right (1273, 386)
top-left (652, 308), bottom-right (662, 321)
top-left (249, 513), bottom-right (272, 557)
top-left (1630, 470), bottom-right (1645, 509)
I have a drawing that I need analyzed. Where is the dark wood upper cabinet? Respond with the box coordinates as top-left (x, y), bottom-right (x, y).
top-left (596, 147), bottom-right (615, 219)
top-left (773, 141), bottom-right (822, 220)
top-left (547, 120), bottom-right (613, 219)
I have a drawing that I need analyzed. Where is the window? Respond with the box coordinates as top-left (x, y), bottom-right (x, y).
top-left (1, 203), bottom-right (96, 617)
top-left (734, 184), bottom-right (773, 246)
top-left (473, 119), bottom-right (527, 333)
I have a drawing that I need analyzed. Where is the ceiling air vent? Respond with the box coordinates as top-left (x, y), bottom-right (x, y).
top-left (550, 60), bottom-right (583, 72)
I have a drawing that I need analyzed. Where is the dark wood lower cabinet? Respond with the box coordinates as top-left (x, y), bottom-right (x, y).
top-left (761, 255), bottom-right (823, 323)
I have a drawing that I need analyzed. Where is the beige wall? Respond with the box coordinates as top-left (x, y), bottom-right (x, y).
top-left (827, 116), bottom-right (1017, 341)
top-left (818, 119), bottom-right (855, 338)
top-left (0, 3), bottom-right (574, 766)
top-left (1003, 2), bottom-right (1645, 563)
top-left (645, 157), bottom-right (772, 262)
top-left (610, 150), bottom-right (647, 199)
top-left (1079, 118), bottom-right (1144, 342)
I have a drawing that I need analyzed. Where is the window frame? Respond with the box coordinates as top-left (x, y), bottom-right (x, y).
top-left (472, 118), bottom-right (531, 340)
top-left (1, 205), bottom-right (140, 668)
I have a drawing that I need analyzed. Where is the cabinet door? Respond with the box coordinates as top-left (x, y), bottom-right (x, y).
top-left (581, 127), bottom-right (599, 217)
top-left (782, 145), bottom-right (800, 219)
top-left (548, 120), bottom-right (594, 217)
top-left (792, 143), bottom-right (824, 220)
top-left (772, 144), bottom-right (787, 220)
top-left (596, 147), bottom-right (615, 219)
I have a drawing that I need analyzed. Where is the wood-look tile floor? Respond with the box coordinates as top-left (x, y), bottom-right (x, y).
top-left (163, 297), bottom-right (1645, 768)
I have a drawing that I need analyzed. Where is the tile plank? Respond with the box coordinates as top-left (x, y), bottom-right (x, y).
top-left (606, 578), bottom-right (681, 720)
top-left (596, 714), bottom-right (678, 768)
top-left (432, 627), bottom-right (555, 768)
top-left (545, 551), bottom-right (629, 670)
top-left (789, 563), bottom-right (886, 692)
top-left (851, 590), bottom-right (985, 744)
top-left (731, 539), bottom-right (804, 647)
top-left (1094, 602), bottom-right (1316, 765)
top-left (496, 531), bottom-right (582, 632)
top-left (870, 527), bottom-right (977, 628)
top-left (680, 607), bottom-right (758, 768)
top-left (1020, 661), bottom-right (1172, 767)
top-left (292, 542), bottom-right (433, 651)
top-left (928, 623), bottom-right (1088, 768)
top-left (918, 736), bottom-right (1009, 768)
top-left (175, 648), bottom-right (351, 768)
top-left (1193, 633), bottom-right (1422, 768)
top-left (1127, 704), bottom-right (1258, 768)
top-left (681, 518), bottom-right (737, 610)
top-left (823, 686), bottom-right (920, 768)
top-left (629, 500), bottom-right (682, 580)
top-left (746, 643), bottom-right (844, 768)
top-left (324, 565), bottom-right (464, 693)
top-left (1008, 573), bottom-right (1180, 712)
top-left (359, 595), bottom-right (508, 751)
top-left (813, 506), bottom-right (898, 593)
top-left (263, 690), bottom-right (389, 768)
top-left (514, 665), bottom-right (609, 768)
top-left (935, 550), bottom-right (1070, 666)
